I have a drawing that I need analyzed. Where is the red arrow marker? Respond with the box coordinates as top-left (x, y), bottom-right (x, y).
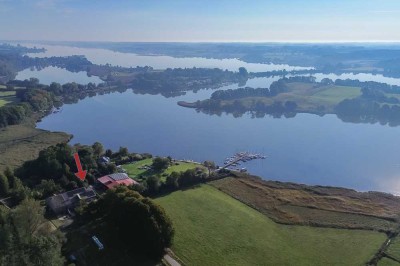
top-left (74, 153), bottom-right (87, 181)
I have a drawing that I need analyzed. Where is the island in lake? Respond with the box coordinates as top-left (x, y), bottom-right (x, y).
top-left (179, 76), bottom-right (400, 126)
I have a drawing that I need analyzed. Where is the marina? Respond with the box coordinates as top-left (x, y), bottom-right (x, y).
top-left (222, 152), bottom-right (267, 172)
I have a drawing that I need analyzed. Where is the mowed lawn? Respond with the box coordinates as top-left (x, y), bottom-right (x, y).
top-left (122, 158), bottom-right (153, 178)
top-left (156, 185), bottom-right (386, 266)
top-left (122, 159), bottom-right (204, 181)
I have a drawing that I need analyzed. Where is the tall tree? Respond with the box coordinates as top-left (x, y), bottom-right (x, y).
top-left (4, 168), bottom-right (15, 189)
top-left (92, 142), bottom-right (104, 158)
top-left (203, 161), bottom-right (216, 176)
top-left (95, 186), bottom-right (174, 258)
top-left (166, 172), bottom-right (180, 189)
top-left (0, 174), bottom-right (9, 197)
top-left (118, 146), bottom-right (129, 157)
top-left (146, 175), bottom-right (161, 194)
top-left (152, 157), bottom-right (170, 171)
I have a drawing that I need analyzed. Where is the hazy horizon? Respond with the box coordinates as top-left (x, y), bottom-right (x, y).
top-left (1, 0), bottom-right (400, 42)
top-left (5, 40), bottom-right (400, 44)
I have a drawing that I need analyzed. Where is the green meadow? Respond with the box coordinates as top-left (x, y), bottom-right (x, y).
top-left (156, 185), bottom-right (386, 266)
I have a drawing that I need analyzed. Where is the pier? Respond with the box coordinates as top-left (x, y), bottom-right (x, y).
top-left (221, 152), bottom-right (266, 171)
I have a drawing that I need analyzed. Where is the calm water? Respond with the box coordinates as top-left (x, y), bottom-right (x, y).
top-left (21, 43), bottom-right (312, 72)
top-left (16, 66), bottom-right (102, 85)
top-left (24, 44), bottom-right (400, 194)
top-left (313, 73), bottom-right (400, 86)
top-left (38, 87), bottom-right (400, 194)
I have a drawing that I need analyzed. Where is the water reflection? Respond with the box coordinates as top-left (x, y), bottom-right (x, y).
top-left (22, 43), bottom-right (312, 72)
top-left (16, 66), bottom-right (102, 85)
top-left (37, 88), bottom-right (400, 194)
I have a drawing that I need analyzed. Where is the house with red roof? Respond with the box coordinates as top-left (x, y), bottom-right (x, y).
top-left (97, 173), bottom-right (137, 190)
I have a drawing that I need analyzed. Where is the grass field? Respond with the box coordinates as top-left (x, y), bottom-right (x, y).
top-left (386, 236), bottom-right (400, 262)
top-left (156, 185), bottom-right (386, 266)
top-left (122, 158), bottom-right (153, 178)
top-left (0, 90), bottom-right (18, 106)
top-left (122, 159), bottom-right (204, 181)
top-left (378, 257), bottom-right (400, 266)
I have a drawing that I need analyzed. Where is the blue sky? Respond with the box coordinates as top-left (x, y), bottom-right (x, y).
top-left (1, 0), bottom-right (400, 42)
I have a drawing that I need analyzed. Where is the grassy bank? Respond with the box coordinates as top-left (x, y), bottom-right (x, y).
top-left (0, 118), bottom-right (70, 172)
top-left (156, 184), bottom-right (386, 266)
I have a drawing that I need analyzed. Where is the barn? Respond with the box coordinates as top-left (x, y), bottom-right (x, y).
top-left (97, 173), bottom-right (137, 190)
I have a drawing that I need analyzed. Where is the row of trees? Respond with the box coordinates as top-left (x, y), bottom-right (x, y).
top-left (140, 165), bottom-right (224, 197)
top-left (0, 85), bottom-right (56, 128)
top-left (334, 78), bottom-right (400, 94)
top-left (0, 168), bottom-right (30, 205)
top-left (130, 67), bottom-right (249, 97)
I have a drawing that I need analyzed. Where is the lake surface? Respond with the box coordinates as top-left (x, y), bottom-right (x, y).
top-left (38, 85), bottom-right (400, 194)
top-left (21, 43), bottom-right (312, 72)
top-left (16, 66), bottom-right (102, 85)
top-left (25, 44), bottom-right (400, 194)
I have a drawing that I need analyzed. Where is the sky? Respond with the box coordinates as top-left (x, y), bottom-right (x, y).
top-left (0, 0), bottom-right (400, 42)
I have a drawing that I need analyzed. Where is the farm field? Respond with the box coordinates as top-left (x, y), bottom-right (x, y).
top-left (156, 184), bottom-right (386, 266)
